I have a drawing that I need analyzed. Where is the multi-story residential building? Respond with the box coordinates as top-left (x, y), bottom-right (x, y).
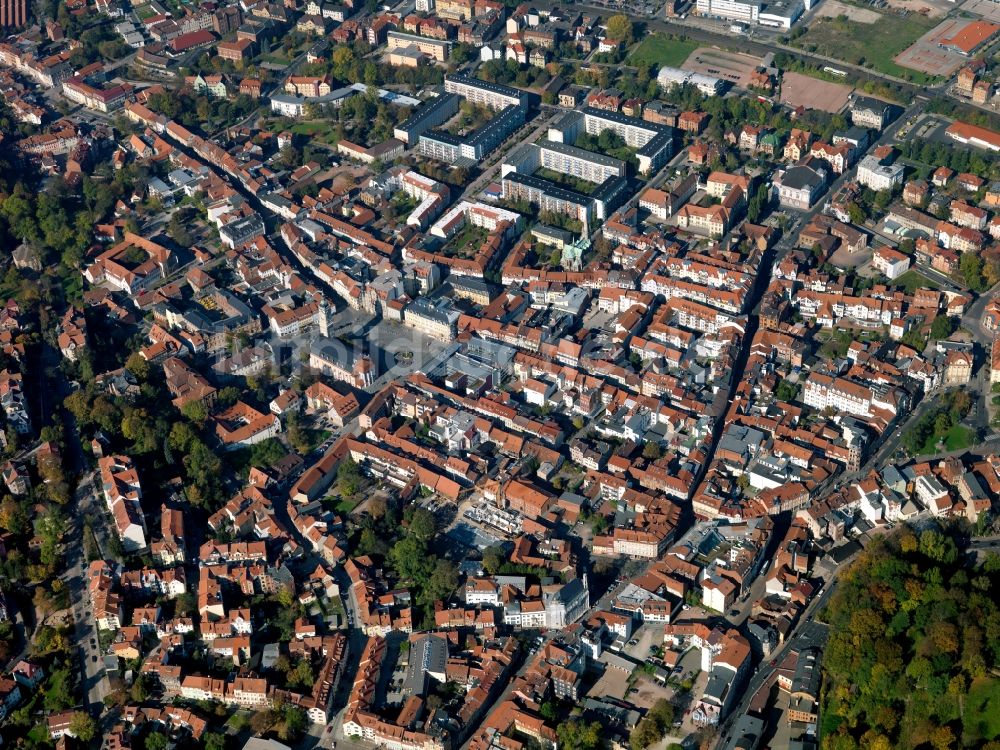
top-left (531, 139), bottom-right (627, 182)
top-left (387, 31), bottom-right (451, 61)
top-left (802, 372), bottom-right (900, 420)
top-left (549, 108), bottom-right (675, 175)
top-left (213, 401), bottom-right (281, 450)
top-left (418, 104), bottom-right (526, 163)
top-left (99, 455), bottom-right (148, 551)
top-left (62, 76), bottom-right (128, 112)
top-left (219, 215), bottom-right (265, 249)
top-left (308, 338), bottom-right (376, 389)
top-left (394, 93), bottom-right (460, 144)
top-left (404, 297), bottom-right (461, 340)
top-left (950, 201), bottom-right (988, 230)
top-left (444, 74), bottom-right (528, 110)
top-left (871, 246), bottom-right (911, 280)
top-left (502, 172), bottom-right (592, 225)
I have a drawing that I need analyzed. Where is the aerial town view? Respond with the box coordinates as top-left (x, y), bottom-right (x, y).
top-left (0, 0), bottom-right (1000, 748)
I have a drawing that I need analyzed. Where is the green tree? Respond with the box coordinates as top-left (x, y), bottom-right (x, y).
top-left (337, 458), bottom-right (361, 495)
top-left (642, 442), bottom-right (662, 460)
top-left (390, 535), bottom-right (434, 583)
top-left (250, 438), bottom-right (287, 468)
top-left (203, 733), bottom-right (227, 750)
top-left (279, 704), bottom-right (307, 741)
top-left (422, 558), bottom-right (459, 606)
top-left (482, 545), bottom-right (506, 575)
top-left (929, 315), bottom-right (954, 340)
top-left (69, 712), bottom-right (97, 742)
top-left (606, 14), bottom-right (634, 43)
top-left (131, 673), bottom-right (152, 703)
top-left (146, 731), bottom-right (168, 750)
top-left (43, 668), bottom-right (75, 711)
top-left (288, 657), bottom-right (314, 689)
top-left (181, 399), bottom-right (209, 425)
top-left (558, 720), bottom-right (605, 750)
top-left (961, 252), bottom-right (986, 291)
top-left (217, 386), bottom-right (241, 408)
top-left (407, 507), bottom-right (436, 543)
top-left (847, 202), bottom-right (866, 225)
top-left (125, 351), bottom-right (150, 381)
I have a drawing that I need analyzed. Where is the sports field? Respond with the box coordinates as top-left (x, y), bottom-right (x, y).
top-left (778, 72), bottom-right (853, 113)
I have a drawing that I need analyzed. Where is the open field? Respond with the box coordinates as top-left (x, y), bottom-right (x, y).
top-left (814, 0), bottom-right (881, 24)
top-left (778, 71), bottom-right (853, 113)
top-left (895, 18), bottom-right (998, 77)
top-left (793, 11), bottom-right (940, 83)
top-left (681, 47), bottom-right (763, 88)
top-left (628, 34), bottom-right (699, 68)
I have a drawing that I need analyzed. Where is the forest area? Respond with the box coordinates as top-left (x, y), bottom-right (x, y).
top-left (820, 523), bottom-right (1000, 750)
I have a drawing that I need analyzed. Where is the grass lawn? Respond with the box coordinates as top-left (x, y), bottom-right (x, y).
top-left (894, 269), bottom-right (939, 294)
top-left (792, 13), bottom-right (940, 84)
top-left (290, 121), bottom-right (339, 143)
top-left (967, 677), bottom-right (1000, 741)
top-left (440, 223), bottom-right (488, 259)
top-left (917, 424), bottom-right (974, 454)
top-left (943, 425), bottom-right (974, 451)
top-left (134, 4), bottom-right (156, 20)
top-left (334, 496), bottom-right (362, 514)
top-left (628, 34), bottom-right (699, 68)
top-left (260, 54), bottom-right (292, 67)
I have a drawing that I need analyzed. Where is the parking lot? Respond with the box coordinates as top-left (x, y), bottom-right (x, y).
top-left (901, 113), bottom-right (954, 146)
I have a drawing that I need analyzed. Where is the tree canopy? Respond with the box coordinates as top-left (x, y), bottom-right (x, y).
top-left (821, 523), bottom-right (1000, 749)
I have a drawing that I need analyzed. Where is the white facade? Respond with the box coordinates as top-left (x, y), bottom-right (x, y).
top-left (696, 0), bottom-right (760, 23)
top-left (270, 96), bottom-right (306, 117)
top-left (857, 155), bottom-right (905, 192)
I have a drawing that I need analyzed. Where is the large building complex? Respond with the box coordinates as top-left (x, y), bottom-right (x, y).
top-left (696, 0), bottom-right (760, 24)
top-left (418, 103), bottom-right (526, 164)
top-left (393, 93), bottom-right (460, 144)
top-left (501, 140), bottom-right (630, 229)
top-left (444, 74), bottom-right (529, 110)
top-left (503, 139), bottom-right (627, 183)
top-left (657, 66), bottom-right (724, 96)
top-left (387, 31), bottom-right (451, 61)
top-left (549, 108), bottom-right (675, 176)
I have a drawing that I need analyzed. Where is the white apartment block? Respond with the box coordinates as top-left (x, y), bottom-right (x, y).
top-left (444, 74), bottom-right (527, 110)
top-left (537, 140), bottom-right (625, 183)
top-left (802, 373), bottom-right (899, 419)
